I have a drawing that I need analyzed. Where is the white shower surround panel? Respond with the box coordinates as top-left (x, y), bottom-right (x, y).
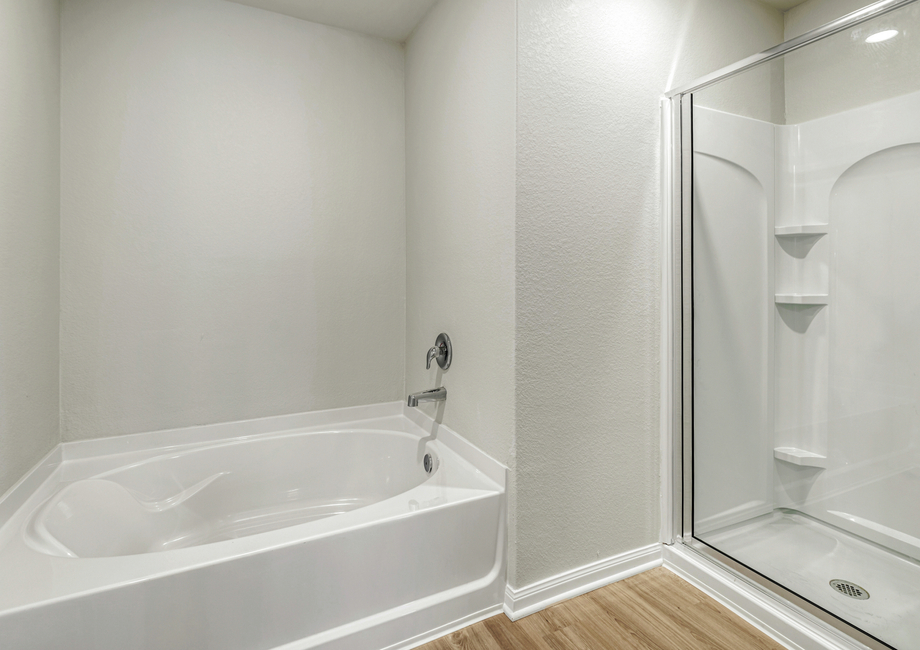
top-left (0, 402), bottom-right (506, 650)
top-left (691, 106), bottom-right (775, 534)
top-left (778, 89), bottom-right (920, 561)
top-left (692, 89), bottom-right (920, 564)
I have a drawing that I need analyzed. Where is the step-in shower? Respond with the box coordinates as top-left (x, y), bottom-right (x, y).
top-left (664, 1), bottom-right (920, 648)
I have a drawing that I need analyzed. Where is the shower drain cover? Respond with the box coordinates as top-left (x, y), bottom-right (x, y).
top-left (829, 579), bottom-right (870, 600)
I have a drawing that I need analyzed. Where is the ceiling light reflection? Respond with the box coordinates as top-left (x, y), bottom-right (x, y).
top-left (865, 29), bottom-right (899, 43)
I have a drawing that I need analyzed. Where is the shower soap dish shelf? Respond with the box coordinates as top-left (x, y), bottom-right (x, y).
top-left (774, 447), bottom-right (827, 469)
top-left (774, 225), bottom-right (828, 237)
top-left (775, 293), bottom-right (829, 305)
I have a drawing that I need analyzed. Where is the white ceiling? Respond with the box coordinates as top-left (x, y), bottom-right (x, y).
top-left (226, 0), bottom-right (440, 42)
top-left (759, 0), bottom-right (810, 10)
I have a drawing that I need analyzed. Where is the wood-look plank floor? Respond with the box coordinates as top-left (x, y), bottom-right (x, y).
top-left (418, 568), bottom-right (786, 650)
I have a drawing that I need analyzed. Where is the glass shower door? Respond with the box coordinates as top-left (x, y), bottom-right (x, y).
top-left (686, 2), bottom-right (920, 648)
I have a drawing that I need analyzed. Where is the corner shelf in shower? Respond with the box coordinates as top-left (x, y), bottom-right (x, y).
top-left (774, 225), bottom-right (828, 237)
top-left (774, 447), bottom-right (827, 469)
top-left (774, 293), bottom-right (829, 305)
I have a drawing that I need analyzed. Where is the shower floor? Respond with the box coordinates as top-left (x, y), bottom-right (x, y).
top-left (700, 510), bottom-right (920, 649)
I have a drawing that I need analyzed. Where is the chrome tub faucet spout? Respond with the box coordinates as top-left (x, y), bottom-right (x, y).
top-left (407, 387), bottom-right (447, 408)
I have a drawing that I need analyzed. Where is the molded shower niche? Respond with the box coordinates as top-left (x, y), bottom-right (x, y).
top-left (773, 176), bottom-right (831, 468)
top-left (771, 118), bottom-right (833, 472)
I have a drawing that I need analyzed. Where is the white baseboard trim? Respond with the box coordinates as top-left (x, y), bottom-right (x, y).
top-left (663, 544), bottom-right (870, 650)
top-left (503, 543), bottom-right (662, 621)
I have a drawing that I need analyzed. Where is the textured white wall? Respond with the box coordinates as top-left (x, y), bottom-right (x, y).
top-left (0, 0), bottom-right (60, 494)
top-left (784, 0), bottom-right (920, 123)
top-left (404, 0), bottom-right (516, 466)
top-left (61, 0), bottom-right (406, 441)
top-left (513, 0), bottom-right (783, 588)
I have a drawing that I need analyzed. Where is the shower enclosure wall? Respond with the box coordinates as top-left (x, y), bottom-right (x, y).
top-left (665, 1), bottom-right (920, 649)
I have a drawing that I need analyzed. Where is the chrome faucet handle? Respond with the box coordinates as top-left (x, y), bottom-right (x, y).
top-left (425, 333), bottom-right (452, 370)
top-left (426, 346), bottom-right (441, 370)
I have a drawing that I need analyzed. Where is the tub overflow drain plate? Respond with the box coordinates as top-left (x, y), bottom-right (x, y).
top-left (829, 579), bottom-right (869, 600)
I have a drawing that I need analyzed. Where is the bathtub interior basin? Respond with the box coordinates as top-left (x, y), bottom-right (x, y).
top-left (0, 403), bottom-right (506, 650)
top-left (24, 431), bottom-right (436, 558)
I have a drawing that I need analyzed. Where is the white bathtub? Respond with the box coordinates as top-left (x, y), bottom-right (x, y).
top-left (0, 403), bottom-right (506, 650)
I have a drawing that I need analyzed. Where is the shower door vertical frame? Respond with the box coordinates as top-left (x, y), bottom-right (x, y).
top-left (663, 2), bottom-right (918, 648)
top-left (678, 94), bottom-right (694, 544)
top-left (659, 93), bottom-right (685, 545)
top-left (661, 90), bottom-right (695, 546)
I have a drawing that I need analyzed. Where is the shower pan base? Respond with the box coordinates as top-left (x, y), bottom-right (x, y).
top-left (702, 510), bottom-right (920, 649)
